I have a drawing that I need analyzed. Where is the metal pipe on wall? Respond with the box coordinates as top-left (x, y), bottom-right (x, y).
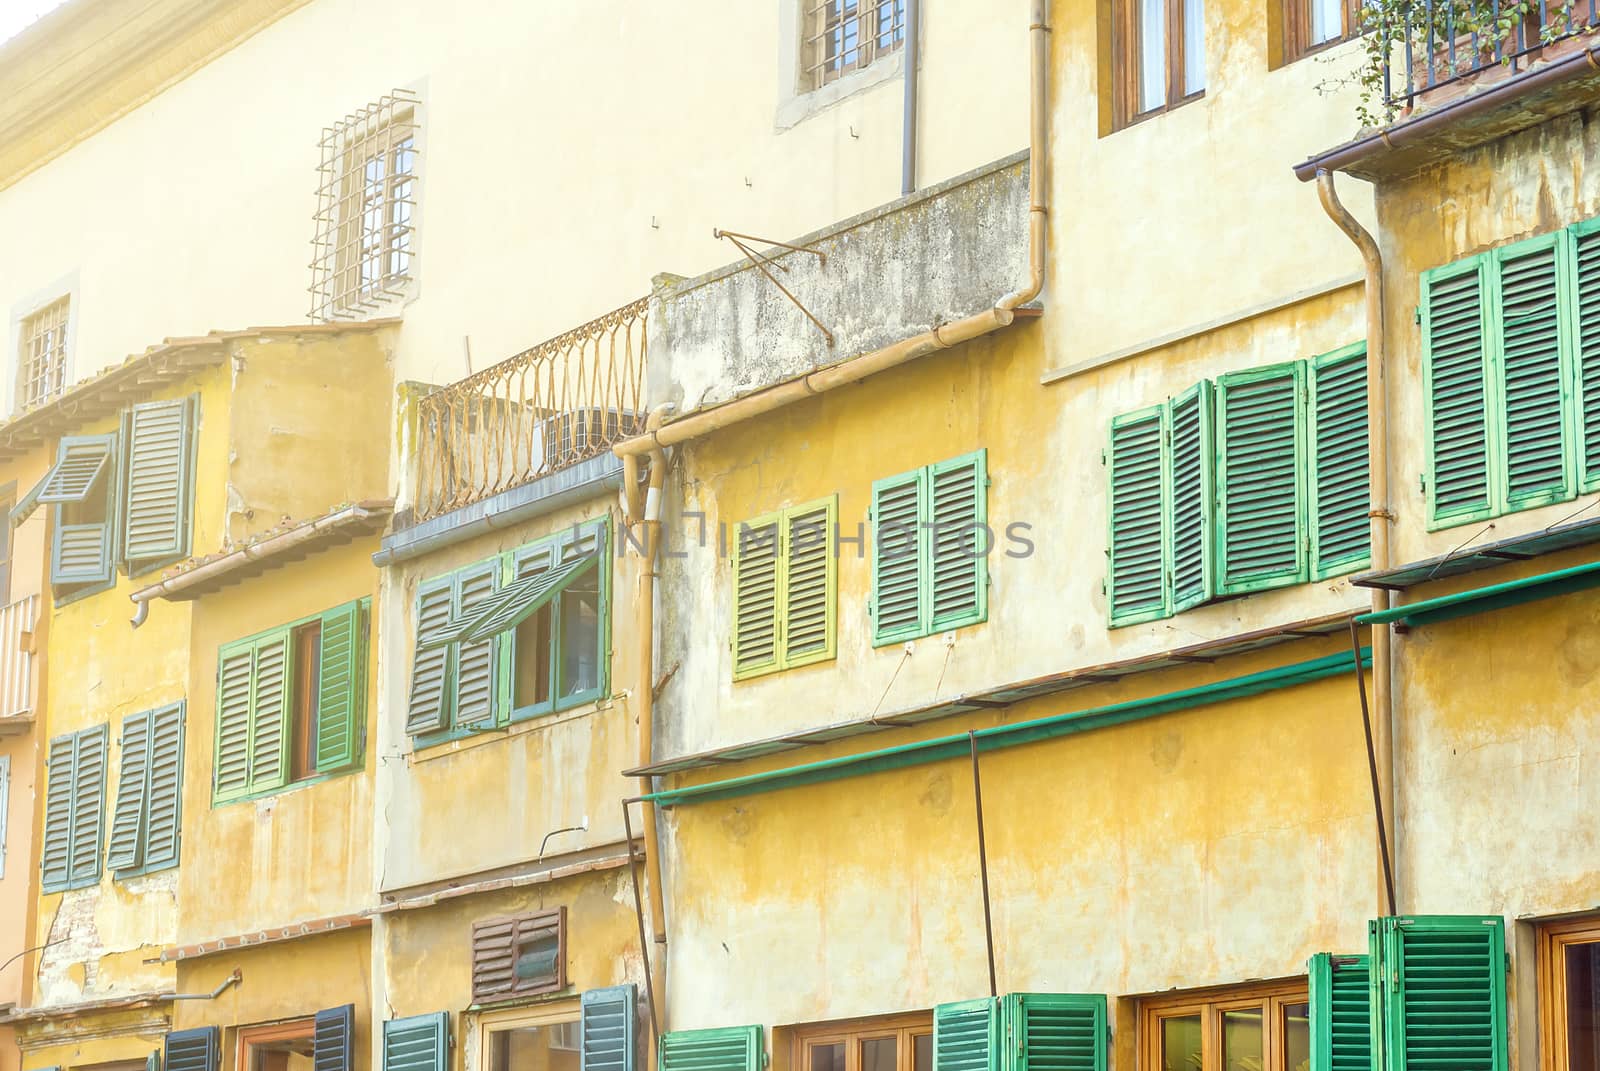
top-left (901, 0), bottom-right (920, 196)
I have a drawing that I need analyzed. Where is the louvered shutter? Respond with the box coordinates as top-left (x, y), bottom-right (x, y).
top-left (1574, 218), bottom-right (1600, 492)
top-left (732, 514), bottom-right (782, 679)
top-left (1494, 235), bottom-right (1574, 509)
top-left (1167, 383), bottom-right (1214, 612)
top-left (314, 1005), bottom-right (355, 1071)
top-left (657, 1027), bottom-right (765, 1071)
top-left (382, 1013), bottom-right (450, 1071)
top-left (581, 985), bottom-right (636, 1071)
top-left (147, 1049), bottom-right (161, 1071)
top-left (1002, 993), bottom-right (1106, 1071)
top-left (407, 579), bottom-right (455, 735)
top-left (1308, 953), bottom-right (1370, 1071)
top-left (123, 397), bottom-right (196, 565)
top-left (214, 645), bottom-right (255, 801)
top-left (39, 736), bottom-right (75, 891)
top-left (871, 469), bottom-right (926, 645)
top-left (67, 726), bottom-right (107, 887)
top-left (249, 631), bottom-right (291, 794)
top-left (933, 998), bottom-right (999, 1071)
top-left (49, 433), bottom-right (118, 588)
top-left (316, 599), bottom-right (367, 772)
top-left (471, 909), bottom-right (565, 1000)
top-left (453, 562), bottom-right (501, 727)
top-left (142, 703), bottom-right (184, 871)
top-left (1373, 915), bottom-right (1507, 1071)
top-left (782, 498), bottom-right (837, 668)
top-left (928, 450), bottom-right (988, 632)
top-left (1217, 364), bottom-right (1306, 593)
top-left (53, 524), bottom-right (113, 586)
top-left (1309, 345), bottom-right (1372, 579)
top-left (1107, 408), bottom-right (1167, 625)
top-left (38, 438), bottom-right (113, 503)
top-left (107, 710), bottom-right (152, 872)
top-left (1422, 257), bottom-right (1495, 526)
top-left (164, 1027), bottom-right (220, 1071)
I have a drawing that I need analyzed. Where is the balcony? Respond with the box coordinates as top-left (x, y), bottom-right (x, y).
top-left (1379, 0), bottom-right (1599, 107)
top-left (0, 595), bottom-right (38, 735)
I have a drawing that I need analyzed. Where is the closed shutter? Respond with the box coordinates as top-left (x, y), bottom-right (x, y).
top-left (471, 909), bottom-right (565, 1001)
top-left (1494, 236), bottom-right (1573, 509)
top-left (732, 514), bottom-right (781, 679)
top-left (928, 450), bottom-right (988, 632)
top-left (581, 985), bottom-right (636, 1071)
top-left (214, 645), bottom-right (255, 801)
top-left (53, 524), bottom-right (113, 587)
top-left (1167, 383), bottom-right (1214, 612)
top-left (657, 1027), bottom-right (764, 1071)
top-left (106, 710), bottom-right (152, 872)
top-left (1217, 364), bottom-right (1306, 593)
top-left (871, 469), bottom-right (927, 645)
top-left (382, 1013), bottom-right (450, 1071)
top-left (1423, 257), bottom-right (1495, 525)
top-left (316, 599), bottom-right (368, 772)
top-left (122, 397), bottom-right (196, 565)
top-left (932, 998), bottom-right (998, 1071)
top-left (782, 499), bottom-right (837, 668)
top-left (249, 631), bottom-right (292, 794)
top-left (453, 562), bottom-right (501, 728)
top-left (1308, 953), bottom-right (1370, 1071)
top-left (1003, 993), bottom-right (1106, 1071)
top-left (1309, 345), bottom-right (1372, 579)
top-left (407, 579), bottom-right (455, 735)
top-left (164, 1027), bottom-right (220, 1071)
top-left (39, 736), bottom-right (75, 890)
top-left (67, 725), bottom-right (107, 888)
top-left (1107, 408), bottom-right (1167, 625)
top-left (314, 1005), bottom-right (356, 1071)
top-left (142, 703), bottom-right (184, 871)
top-left (1373, 915), bottom-right (1507, 1071)
top-left (1574, 218), bottom-right (1600, 492)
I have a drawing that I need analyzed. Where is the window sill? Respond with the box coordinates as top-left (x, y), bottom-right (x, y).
top-left (776, 50), bottom-right (904, 131)
top-left (1106, 90), bottom-right (1205, 137)
top-left (410, 695), bottom-right (613, 763)
top-left (42, 875), bottom-right (100, 894)
top-left (1109, 560), bottom-right (1371, 628)
top-left (113, 857), bottom-right (179, 881)
top-left (210, 762), bottom-right (363, 809)
top-left (869, 614), bottom-right (987, 649)
top-left (52, 577), bottom-right (116, 609)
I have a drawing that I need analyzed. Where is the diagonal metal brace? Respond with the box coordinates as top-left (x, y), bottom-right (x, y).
top-left (714, 228), bottom-right (834, 347)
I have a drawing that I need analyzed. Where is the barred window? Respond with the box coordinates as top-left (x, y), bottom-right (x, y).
top-left (805, 0), bottom-right (906, 89)
top-left (18, 297), bottom-right (70, 410)
top-left (309, 90), bottom-right (420, 321)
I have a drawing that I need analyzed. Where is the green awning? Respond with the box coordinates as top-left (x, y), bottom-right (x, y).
top-left (1357, 559), bottom-right (1600, 629)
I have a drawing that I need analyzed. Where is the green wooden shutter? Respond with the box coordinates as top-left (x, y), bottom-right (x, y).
top-left (454, 562), bottom-right (501, 728)
top-left (408, 578), bottom-right (455, 735)
top-left (1494, 234), bottom-right (1574, 510)
top-left (782, 498), bottom-right (837, 669)
top-left (929, 450), bottom-right (988, 632)
top-left (53, 525), bottom-right (113, 586)
top-left (1167, 383), bottom-right (1214, 612)
top-left (1107, 407), bottom-right (1168, 625)
top-left (214, 645), bottom-right (255, 801)
top-left (1573, 218), bottom-right (1600, 492)
top-left (1422, 256), bottom-right (1495, 526)
top-left (1002, 993), bottom-right (1106, 1071)
top-left (49, 433), bottom-right (118, 589)
top-left (316, 599), bottom-right (367, 772)
top-left (142, 703), bottom-right (184, 871)
top-left (1373, 915), bottom-right (1507, 1071)
top-left (107, 710), bottom-right (152, 872)
top-left (314, 1005), bottom-right (355, 1071)
top-left (580, 985), bottom-right (636, 1071)
top-left (248, 630), bottom-right (292, 794)
top-left (732, 513), bottom-right (782, 679)
top-left (872, 468), bottom-right (927, 645)
top-left (122, 397), bottom-right (196, 565)
top-left (1309, 344), bottom-right (1372, 579)
top-left (39, 735), bottom-right (75, 891)
top-left (382, 1013), bottom-right (450, 1071)
top-left (164, 1027), bottom-right (220, 1071)
top-left (657, 1027), bottom-right (764, 1071)
top-left (67, 725), bottom-right (107, 888)
top-left (933, 998), bottom-right (999, 1071)
top-left (1308, 953), bottom-right (1370, 1071)
top-left (37, 437), bottom-right (113, 503)
top-left (1217, 363), bottom-right (1306, 593)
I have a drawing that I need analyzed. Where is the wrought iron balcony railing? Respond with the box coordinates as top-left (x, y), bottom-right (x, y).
top-left (413, 298), bottom-right (648, 522)
top-left (0, 595), bottom-right (37, 721)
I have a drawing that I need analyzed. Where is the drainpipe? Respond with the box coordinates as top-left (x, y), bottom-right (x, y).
top-left (901, 0), bottom-right (920, 196)
top-left (1316, 168), bottom-right (1397, 917)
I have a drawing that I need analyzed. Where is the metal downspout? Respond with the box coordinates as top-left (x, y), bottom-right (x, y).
top-left (902, 0), bottom-right (920, 196)
top-left (1317, 168), bottom-right (1397, 916)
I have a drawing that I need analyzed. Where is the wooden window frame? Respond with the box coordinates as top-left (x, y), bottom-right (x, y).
top-left (1111, 0), bottom-right (1204, 130)
top-left (17, 297), bottom-right (70, 411)
top-left (478, 994), bottom-right (582, 1071)
top-left (790, 1011), bottom-right (932, 1071)
top-left (1138, 979), bottom-right (1308, 1071)
top-left (1278, 0), bottom-right (1363, 65)
top-left (1536, 915), bottom-right (1600, 1071)
top-left (237, 1018), bottom-right (316, 1071)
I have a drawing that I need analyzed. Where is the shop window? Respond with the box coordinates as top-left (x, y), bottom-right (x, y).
top-left (1139, 981), bottom-right (1308, 1071)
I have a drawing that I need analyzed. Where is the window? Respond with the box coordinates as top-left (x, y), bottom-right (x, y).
top-left (732, 497), bottom-right (838, 680)
top-left (1279, 0), bottom-right (1362, 62)
top-left (213, 599), bottom-right (369, 804)
top-left (235, 1008), bottom-right (353, 1071)
top-left (18, 297), bottom-right (70, 410)
top-left (1139, 981), bottom-right (1308, 1071)
top-left (385, 1014), bottom-right (449, 1071)
top-left (1113, 0), bottom-right (1205, 127)
top-left (871, 451), bottom-right (989, 646)
top-left (0, 754), bottom-right (9, 878)
top-left (406, 521), bottom-right (609, 742)
top-left (1106, 344), bottom-right (1370, 626)
top-left (310, 90), bottom-right (420, 321)
top-left (793, 1014), bottom-right (931, 1071)
top-left (107, 702), bottom-right (184, 878)
top-left (1536, 917), bottom-right (1600, 1071)
top-left (40, 724), bottom-right (107, 892)
top-left (805, 1), bottom-right (906, 89)
top-left (472, 909), bottom-right (566, 1003)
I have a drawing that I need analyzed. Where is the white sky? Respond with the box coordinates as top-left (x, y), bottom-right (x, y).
top-left (0, 0), bottom-right (70, 46)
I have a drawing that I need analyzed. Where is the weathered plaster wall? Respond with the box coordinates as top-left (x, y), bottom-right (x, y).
top-left (17, 1005), bottom-right (169, 1071)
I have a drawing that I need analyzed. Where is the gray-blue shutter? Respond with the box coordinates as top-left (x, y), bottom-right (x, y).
top-left (315, 1005), bottom-right (356, 1071)
top-left (581, 985), bottom-right (636, 1071)
top-left (164, 1028), bottom-right (220, 1071)
top-left (383, 1012), bottom-right (450, 1071)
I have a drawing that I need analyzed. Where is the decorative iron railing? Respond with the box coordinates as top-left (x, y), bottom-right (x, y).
top-left (413, 298), bottom-right (648, 522)
top-left (0, 595), bottom-right (37, 720)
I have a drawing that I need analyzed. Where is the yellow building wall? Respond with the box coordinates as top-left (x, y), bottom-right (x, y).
top-left (17, 1004), bottom-right (169, 1071)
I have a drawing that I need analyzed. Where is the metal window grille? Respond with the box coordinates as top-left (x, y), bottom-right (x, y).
top-left (308, 90), bottom-right (420, 321)
top-left (18, 298), bottom-right (69, 409)
top-left (805, 0), bottom-right (907, 89)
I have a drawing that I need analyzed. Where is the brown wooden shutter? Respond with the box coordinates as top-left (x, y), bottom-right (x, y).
top-left (470, 907), bottom-right (566, 1002)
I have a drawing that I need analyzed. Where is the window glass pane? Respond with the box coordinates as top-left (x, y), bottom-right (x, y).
top-left (1137, 0), bottom-right (1166, 112)
top-left (1309, 0), bottom-right (1343, 43)
top-left (1282, 1002), bottom-right (1311, 1071)
top-left (913, 1034), bottom-right (932, 1071)
top-left (1182, 0), bottom-right (1206, 95)
top-left (558, 567), bottom-right (602, 699)
top-left (291, 623), bottom-right (322, 781)
top-left (1568, 942), bottom-right (1600, 1071)
top-left (514, 606), bottom-right (553, 709)
top-left (861, 1038), bottom-right (895, 1071)
top-left (810, 1043), bottom-right (846, 1071)
top-left (1221, 1008), bottom-right (1263, 1071)
top-left (247, 1030), bottom-right (315, 1071)
top-left (491, 1021), bottom-right (582, 1071)
top-left (1160, 1015), bottom-right (1202, 1071)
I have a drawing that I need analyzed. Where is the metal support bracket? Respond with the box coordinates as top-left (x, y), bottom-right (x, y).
top-left (714, 228), bottom-right (834, 347)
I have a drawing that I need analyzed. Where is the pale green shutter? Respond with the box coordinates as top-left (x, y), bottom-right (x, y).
top-left (407, 579), bottom-right (455, 735)
top-left (142, 703), bottom-right (184, 871)
top-left (248, 631), bottom-right (292, 794)
top-left (657, 1027), bottom-right (764, 1071)
top-left (782, 498), bottom-right (837, 668)
top-left (1422, 256), bottom-right (1495, 526)
top-left (1493, 235), bottom-right (1574, 510)
top-left (49, 434), bottom-right (118, 588)
top-left (39, 736), bottom-right (75, 891)
top-left (1574, 218), bottom-right (1600, 492)
top-left (315, 599), bottom-right (367, 772)
top-left (1308, 953), bottom-right (1370, 1071)
top-left (122, 397), bottom-right (197, 566)
top-left (871, 469), bottom-right (927, 645)
top-left (933, 998), bottom-right (999, 1071)
top-left (214, 645), bottom-right (254, 801)
top-left (107, 710), bottom-right (152, 872)
top-left (67, 725), bottom-right (107, 887)
top-left (1003, 993), bottom-right (1106, 1071)
top-left (382, 1013), bottom-right (450, 1071)
top-left (453, 562), bottom-right (501, 728)
top-left (1106, 407), bottom-right (1167, 625)
top-left (1167, 383), bottom-right (1214, 612)
top-left (1309, 345), bottom-right (1372, 579)
top-left (1373, 915), bottom-right (1507, 1071)
top-left (1217, 363), bottom-right (1306, 593)
top-left (732, 514), bottom-right (782, 679)
top-left (580, 985), bottom-right (636, 1071)
top-left (928, 450), bottom-right (988, 632)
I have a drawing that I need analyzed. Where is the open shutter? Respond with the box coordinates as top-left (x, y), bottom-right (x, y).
top-left (453, 562), bottom-right (501, 728)
top-left (928, 450), bottom-right (988, 632)
top-left (1574, 218), bottom-right (1600, 492)
top-left (316, 599), bottom-right (367, 772)
top-left (1217, 364), bottom-right (1306, 593)
top-left (1308, 953), bottom-right (1370, 1071)
top-left (933, 998), bottom-right (999, 1071)
top-left (122, 397), bottom-right (196, 565)
top-left (1309, 345), bottom-right (1371, 579)
top-left (142, 703), bottom-right (184, 871)
top-left (582, 985), bottom-right (636, 1071)
top-left (164, 1027), bottom-right (220, 1071)
top-left (38, 438), bottom-right (113, 503)
top-left (48, 433), bottom-right (118, 588)
top-left (1423, 256), bottom-right (1495, 526)
top-left (658, 1027), bottom-right (764, 1071)
top-left (407, 578), bottom-right (455, 735)
top-left (383, 1013), bottom-right (450, 1071)
top-left (214, 645), bottom-right (255, 801)
top-left (67, 725), bottom-right (107, 887)
top-left (1003, 993), bottom-right (1106, 1071)
top-left (39, 736), bottom-right (75, 890)
top-left (1107, 407), bottom-right (1167, 625)
top-left (1167, 383), bottom-right (1214, 612)
top-left (107, 710), bottom-right (152, 872)
top-left (314, 1005), bottom-right (356, 1071)
top-left (732, 514), bottom-right (782, 678)
top-left (871, 469), bottom-right (926, 645)
top-left (782, 498), bottom-right (837, 668)
top-left (1373, 915), bottom-right (1507, 1071)
top-left (1494, 235), bottom-right (1574, 510)
top-left (459, 558), bottom-right (591, 645)
top-left (249, 631), bottom-right (292, 794)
